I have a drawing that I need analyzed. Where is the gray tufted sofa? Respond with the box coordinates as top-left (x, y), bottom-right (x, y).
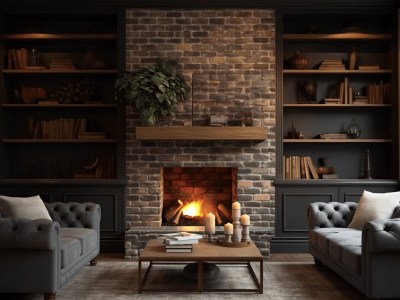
top-left (308, 201), bottom-right (400, 299)
top-left (0, 202), bottom-right (101, 300)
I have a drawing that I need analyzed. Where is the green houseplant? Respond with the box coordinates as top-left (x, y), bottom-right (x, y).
top-left (115, 59), bottom-right (190, 126)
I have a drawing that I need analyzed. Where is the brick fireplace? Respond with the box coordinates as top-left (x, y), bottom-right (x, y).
top-left (124, 9), bottom-right (276, 259)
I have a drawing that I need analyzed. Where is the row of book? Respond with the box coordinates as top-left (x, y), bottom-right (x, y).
top-left (7, 48), bottom-right (45, 70)
top-left (32, 118), bottom-right (87, 139)
top-left (325, 78), bottom-right (390, 105)
top-left (283, 156), bottom-right (319, 180)
top-left (158, 232), bottom-right (203, 253)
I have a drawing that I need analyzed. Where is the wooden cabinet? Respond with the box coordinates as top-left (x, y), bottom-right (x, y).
top-left (0, 9), bottom-right (126, 251)
top-left (273, 8), bottom-right (399, 252)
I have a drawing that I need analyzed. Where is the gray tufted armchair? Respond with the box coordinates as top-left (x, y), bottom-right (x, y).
top-left (308, 201), bottom-right (400, 299)
top-left (0, 202), bottom-right (101, 300)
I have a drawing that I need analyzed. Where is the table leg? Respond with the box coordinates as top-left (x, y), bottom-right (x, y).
top-left (259, 259), bottom-right (263, 294)
top-left (197, 261), bottom-right (204, 294)
top-left (138, 260), bottom-right (142, 294)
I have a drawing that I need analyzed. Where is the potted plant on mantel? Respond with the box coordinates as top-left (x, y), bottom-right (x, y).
top-left (115, 58), bottom-right (190, 126)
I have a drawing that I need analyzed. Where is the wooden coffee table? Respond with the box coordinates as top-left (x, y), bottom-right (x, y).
top-left (138, 238), bottom-right (263, 293)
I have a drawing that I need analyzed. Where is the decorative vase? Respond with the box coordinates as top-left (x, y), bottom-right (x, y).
top-left (290, 50), bottom-right (309, 69)
top-left (347, 117), bottom-right (361, 139)
top-left (347, 47), bottom-right (357, 70)
top-left (364, 149), bottom-right (372, 179)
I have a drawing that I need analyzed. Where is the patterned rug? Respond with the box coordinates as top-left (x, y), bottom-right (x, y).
top-left (3, 261), bottom-right (365, 300)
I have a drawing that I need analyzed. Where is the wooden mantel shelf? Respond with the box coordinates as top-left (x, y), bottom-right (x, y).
top-left (136, 126), bottom-right (267, 141)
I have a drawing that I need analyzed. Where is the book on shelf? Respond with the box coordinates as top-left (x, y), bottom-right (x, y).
top-left (159, 232), bottom-right (203, 241)
top-left (8, 48), bottom-right (28, 69)
top-left (31, 118), bottom-right (87, 139)
top-left (318, 133), bottom-right (347, 139)
top-left (358, 64), bottom-right (380, 70)
top-left (365, 81), bottom-right (390, 104)
top-left (77, 132), bottom-right (106, 140)
top-left (282, 156), bottom-right (318, 179)
top-left (318, 59), bottom-right (345, 70)
top-left (323, 98), bottom-right (341, 104)
top-left (321, 174), bottom-right (339, 179)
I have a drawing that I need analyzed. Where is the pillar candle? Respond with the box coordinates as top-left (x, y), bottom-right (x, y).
top-left (224, 222), bottom-right (233, 234)
top-left (205, 212), bottom-right (215, 234)
top-left (240, 214), bottom-right (250, 225)
top-left (232, 202), bottom-right (241, 218)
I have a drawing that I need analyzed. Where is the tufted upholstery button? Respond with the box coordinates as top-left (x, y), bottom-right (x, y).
top-left (334, 206), bottom-right (339, 211)
top-left (319, 206), bottom-right (324, 211)
top-left (86, 207), bottom-right (90, 211)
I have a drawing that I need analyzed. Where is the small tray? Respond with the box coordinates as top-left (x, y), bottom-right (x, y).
top-left (216, 237), bottom-right (250, 248)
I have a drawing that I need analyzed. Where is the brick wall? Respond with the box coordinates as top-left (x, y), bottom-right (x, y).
top-left (125, 9), bottom-right (276, 257)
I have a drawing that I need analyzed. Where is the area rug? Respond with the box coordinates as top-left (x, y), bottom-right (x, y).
top-left (3, 261), bottom-right (365, 300)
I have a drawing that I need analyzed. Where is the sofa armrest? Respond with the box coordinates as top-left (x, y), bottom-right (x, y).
top-left (45, 202), bottom-right (101, 232)
top-left (0, 218), bottom-right (60, 250)
top-left (363, 218), bottom-right (400, 253)
top-left (308, 202), bottom-right (358, 229)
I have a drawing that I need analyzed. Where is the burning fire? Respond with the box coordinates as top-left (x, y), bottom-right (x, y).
top-left (182, 200), bottom-right (203, 217)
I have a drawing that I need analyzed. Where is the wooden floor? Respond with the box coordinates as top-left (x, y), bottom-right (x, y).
top-left (98, 252), bottom-right (314, 263)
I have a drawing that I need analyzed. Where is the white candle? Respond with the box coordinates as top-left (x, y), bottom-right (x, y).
top-left (224, 222), bottom-right (233, 234)
top-left (232, 202), bottom-right (241, 218)
top-left (240, 214), bottom-right (250, 225)
top-left (205, 212), bottom-right (215, 234)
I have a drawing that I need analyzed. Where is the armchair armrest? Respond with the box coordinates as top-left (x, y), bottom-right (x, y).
top-left (363, 218), bottom-right (400, 253)
top-left (0, 218), bottom-right (60, 250)
top-left (45, 202), bottom-right (101, 232)
top-left (308, 202), bottom-right (358, 229)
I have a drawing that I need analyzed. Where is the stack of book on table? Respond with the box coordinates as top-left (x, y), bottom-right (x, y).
top-left (158, 232), bottom-right (203, 253)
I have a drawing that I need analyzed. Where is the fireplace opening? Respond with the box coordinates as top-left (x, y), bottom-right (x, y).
top-left (162, 167), bottom-right (237, 226)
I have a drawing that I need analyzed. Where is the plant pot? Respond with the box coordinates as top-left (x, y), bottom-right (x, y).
top-left (141, 113), bottom-right (157, 126)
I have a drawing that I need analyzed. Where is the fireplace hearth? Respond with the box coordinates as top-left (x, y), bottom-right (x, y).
top-left (162, 167), bottom-right (236, 226)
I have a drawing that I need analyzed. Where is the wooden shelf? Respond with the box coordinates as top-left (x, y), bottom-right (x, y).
top-left (283, 104), bottom-right (392, 108)
top-left (283, 69), bottom-right (392, 75)
top-left (283, 33), bottom-right (392, 41)
top-left (1, 103), bottom-right (117, 109)
top-left (136, 126), bottom-right (267, 141)
top-left (1, 139), bottom-right (117, 143)
top-left (2, 33), bottom-right (118, 40)
top-left (2, 70), bottom-right (117, 74)
top-left (283, 139), bottom-right (392, 143)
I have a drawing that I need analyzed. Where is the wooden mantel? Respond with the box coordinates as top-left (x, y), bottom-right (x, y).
top-left (135, 126), bottom-right (267, 141)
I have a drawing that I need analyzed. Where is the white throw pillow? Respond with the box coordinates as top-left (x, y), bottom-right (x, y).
top-left (348, 190), bottom-right (400, 230)
top-left (0, 195), bottom-right (52, 220)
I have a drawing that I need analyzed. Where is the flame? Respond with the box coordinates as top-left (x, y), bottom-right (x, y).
top-left (182, 200), bottom-right (203, 217)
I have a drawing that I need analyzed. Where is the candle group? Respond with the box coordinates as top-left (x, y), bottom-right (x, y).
top-left (205, 212), bottom-right (216, 234)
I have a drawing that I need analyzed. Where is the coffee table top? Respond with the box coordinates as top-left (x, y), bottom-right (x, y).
top-left (140, 239), bottom-right (263, 262)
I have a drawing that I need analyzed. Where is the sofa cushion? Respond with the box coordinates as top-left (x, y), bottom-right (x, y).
top-left (341, 244), bottom-right (362, 274)
top-left (310, 227), bottom-right (359, 252)
top-left (348, 190), bottom-right (400, 230)
top-left (61, 238), bottom-right (82, 269)
top-left (60, 228), bottom-right (97, 254)
top-left (0, 195), bottom-right (52, 220)
top-left (328, 231), bottom-right (361, 261)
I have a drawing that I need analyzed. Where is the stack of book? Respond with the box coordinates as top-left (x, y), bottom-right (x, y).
top-left (159, 232), bottom-right (203, 253)
top-left (49, 59), bottom-right (76, 70)
top-left (317, 133), bottom-right (347, 139)
top-left (318, 59), bottom-right (345, 70)
top-left (358, 64), bottom-right (380, 70)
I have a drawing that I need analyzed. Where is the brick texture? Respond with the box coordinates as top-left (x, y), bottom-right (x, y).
top-left (125, 9), bottom-right (276, 257)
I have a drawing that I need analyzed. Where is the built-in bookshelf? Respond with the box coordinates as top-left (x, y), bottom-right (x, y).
top-left (0, 9), bottom-right (126, 251)
top-left (272, 8), bottom-right (399, 252)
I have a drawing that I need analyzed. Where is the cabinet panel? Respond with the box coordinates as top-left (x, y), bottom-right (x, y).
top-left (277, 186), bottom-right (337, 234)
top-left (339, 185), bottom-right (399, 202)
top-left (63, 189), bottom-right (121, 234)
